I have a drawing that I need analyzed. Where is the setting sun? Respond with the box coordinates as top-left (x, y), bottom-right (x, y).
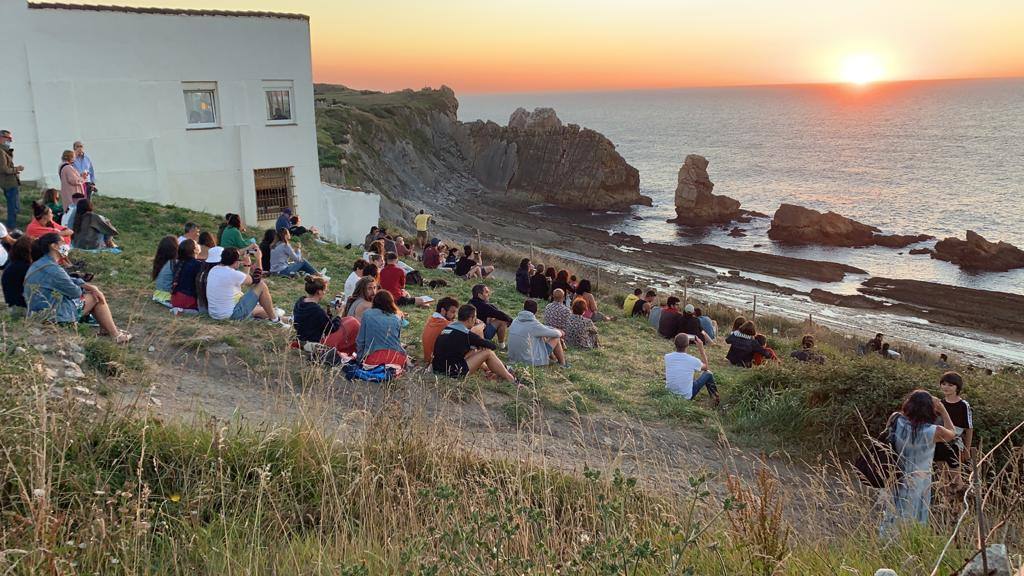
top-left (840, 53), bottom-right (886, 85)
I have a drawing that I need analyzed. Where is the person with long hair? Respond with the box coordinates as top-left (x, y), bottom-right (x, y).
top-left (170, 239), bottom-right (202, 311)
top-left (258, 228), bottom-right (275, 270)
top-left (529, 264), bottom-right (550, 300)
top-left (70, 198), bottom-right (118, 250)
top-left (24, 233), bottom-right (131, 343)
top-left (219, 213), bottom-right (254, 252)
top-left (573, 279), bottom-right (608, 321)
top-left (344, 275), bottom-right (378, 321)
top-left (551, 269), bottom-right (573, 302)
top-left (355, 290), bottom-right (407, 370)
top-left (41, 188), bottom-right (63, 222)
top-left (25, 201), bottom-right (73, 243)
top-left (294, 275), bottom-right (360, 356)
top-left (2, 235), bottom-right (33, 314)
top-left (196, 230), bottom-right (216, 261)
top-left (269, 227), bottom-right (320, 277)
top-left (881, 390), bottom-right (956, 534)
top-left (151, 235), bottom-right (178, 306)
top-left (725, 320), bottom-right (769, 367)
top-left (515, 258), bottom-right (532, 295)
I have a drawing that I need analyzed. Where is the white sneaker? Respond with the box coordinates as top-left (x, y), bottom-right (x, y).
top-left (319, 268), bottom-right (331, 281)
top-left (273, 307), bottom-right (286, 319)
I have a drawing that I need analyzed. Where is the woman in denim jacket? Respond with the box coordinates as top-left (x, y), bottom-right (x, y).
top-left (24, 233), bottom-right (132, 343)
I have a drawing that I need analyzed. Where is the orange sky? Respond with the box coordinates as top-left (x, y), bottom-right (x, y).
top-left (115, 0), bottom-right (1024, 93)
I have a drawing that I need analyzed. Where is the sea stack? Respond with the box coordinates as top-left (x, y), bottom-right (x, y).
top-left (768, 203), bottom-right (933, 248)
top-left (460, 107), bottom-right (652, 210)
top-left (931, 230), bottom-right (1024, 272)
top-left (670, 155), bottom-right (742, 226)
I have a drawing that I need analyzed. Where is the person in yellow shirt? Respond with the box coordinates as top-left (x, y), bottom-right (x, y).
top-left (414, 210), bottom-right (431, 248)
top-left (622, 288), bottom-right (642, 316)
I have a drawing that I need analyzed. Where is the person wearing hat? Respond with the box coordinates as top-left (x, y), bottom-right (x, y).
top-left (1, 130), bottom-right (26, 231)
top-left (680, 303), bottom-right (712, 344)
top-left (422, 238), bottom-right (441, 269)
top-left (275, 207), bottom-right (293, 233)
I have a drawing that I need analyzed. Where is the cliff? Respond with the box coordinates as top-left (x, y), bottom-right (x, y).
top-left (314, 85), bottom-right (647, 222)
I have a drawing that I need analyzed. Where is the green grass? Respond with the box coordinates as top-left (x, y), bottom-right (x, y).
top-left (2, 190), bottom-right (1021, 573)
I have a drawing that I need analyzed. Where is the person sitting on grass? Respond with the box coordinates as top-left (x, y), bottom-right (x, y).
top-left (565, 299), bottom-right (599, 349)
top-left (468, 283), bottom-right (512, 348)
top-left (395, 236), bottom-right (412, 258)
top-left (730, 316), bottom-right (747, 335)
top-left (275, 207), bottom-right (292, 232)
top-left (25, 201), bottom-right (73, 244)
top-left (515, 258), bottom-right (532, 295)
top-left (657, 296), bottom-right (684, 339)
top-left (196, 231), bottom-right (216, 261)
top-left (790, 334), bottom-right (825, 364)
top-left (363, 226), bottom-right (380, 250)
top-left (725, 320), bottom-right (769, 367)
top-left (288, 214), bottom-right (326, 243)
top-left (529, 264), bottom-right (550, 300)
top-left (880, 342), bottom-right (901, 360)
top-left (623, 288), bottom-right (642, 316)
top-left (542, 288), bottom-right (572, 332)
top-left (258, 229), bottom-right (275, 270)
top-left (432, 304), bottom-right (515, 382)
top-left (24, 232), bottom-right (131, 343)
top-left (422, 239), bottom-right (441, 269)
top-left (379, 252), bottom-right (417, 306)
top-left (442, 246), bottom-right (459, 269)
top-left (41, 187), bottom-right (63, 223)
top-left (455, 245), bottom-right (494, 279)
top-left (170, 239), bottom-right (202, 312)
top-left (665, 333), bottom-right (720, 406)
top-left (2, 236), bottom-right (33, 316)
top-left (178, 222), bottom-right (200, 245)
top-left (551, 269), bottom-right (573, 302)
top-left (60, 191), bottom-right (85, 228)
top-left (422, 296), bottom-right (459, 364)
top-left (751, 334), bottom-right (779, 365)
top-left (344, 276), bottom-right (378, 321)
top-left (573, 279), bottom-right (610, 322)
top-left (219, 213), bottom-right (254, 251)
top-left (70, 198), bottom-right (119, 250)
top-left (343, 258), bottom-right (368, 298)
top-left (206, 247), bottom-right (286, 324)
top-left (508, 299), bottom-right (568, 368)
top-left (269, 228), bottom-right (322, 278)
top-left (151, 235), bottom-right (178, 306)
top-left (695, 307), bottom-right (717, 340)
top-left (649, 297), bottom-right (667, 330)
top-left (294, 274), bottom-right (360, 356)
top-left (355, 290), bottom-right (407, 371)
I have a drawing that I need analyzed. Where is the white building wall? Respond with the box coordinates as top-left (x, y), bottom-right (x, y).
top-left (318, 184), bottom-right (381, 245)
top-left (0, 3), bottom-right (376, 240)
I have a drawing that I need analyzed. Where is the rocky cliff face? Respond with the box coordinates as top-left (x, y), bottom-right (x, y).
top-left (314, 86), bottom-right (648, 221)
top-left (768, 203), bottom-right (933, 248)
top-left (932, 230), bottom-right (1024, 271)
top-left (458, 108), bottom-right (649, 210)
top-left (669, 155), bottom-right (742, 226)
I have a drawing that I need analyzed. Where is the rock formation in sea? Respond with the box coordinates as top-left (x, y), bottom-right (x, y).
top-left (458, 107), bottom-right (651, 210)
top-left (931, 230), bottom-right (1024, 272)
top-left (768, 203), bottom-right (933, 248)
top-left (669, 155), bottom-right (742, 226)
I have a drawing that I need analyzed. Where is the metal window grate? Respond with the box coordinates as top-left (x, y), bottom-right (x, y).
top-left (254, 167), bottom-right (294, 221)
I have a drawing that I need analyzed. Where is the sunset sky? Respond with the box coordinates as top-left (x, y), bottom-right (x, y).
top-left (115, 0), bottom-right (1024, 93)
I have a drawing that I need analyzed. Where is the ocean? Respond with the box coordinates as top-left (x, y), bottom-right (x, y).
top-left (459, 78), bottom-right (1024, 295)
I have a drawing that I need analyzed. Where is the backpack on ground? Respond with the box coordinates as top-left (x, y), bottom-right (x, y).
top-left (406, 270), bottom-right (424, 286)
top-left (853, 413), bottom-right (903, 488)
top-left (341, 361), bottom-right (396, 382)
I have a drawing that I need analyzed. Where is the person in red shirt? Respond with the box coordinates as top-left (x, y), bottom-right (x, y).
top-left (25, 201), bottom-right (73, 244)
top-left (378, 252), bottom-right (409, 301)
top-left (752, 333), bottom-right (780, 365)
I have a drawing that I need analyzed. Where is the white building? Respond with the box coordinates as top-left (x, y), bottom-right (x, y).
top-left (0, 1), bottom-right (377, 244)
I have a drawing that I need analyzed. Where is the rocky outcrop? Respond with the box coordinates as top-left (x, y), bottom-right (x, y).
top-left (459, 108), bottom-right (650, 210)
top-left (931, 230), bottom-right (1024, 272)
top-left (669, 155), bottom-right (742, 226)
top-left (768, 203), bottom-right (933, 248)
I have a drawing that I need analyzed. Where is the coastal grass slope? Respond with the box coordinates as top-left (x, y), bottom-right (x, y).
top-left (1, 192), bottom-right (1021, 573)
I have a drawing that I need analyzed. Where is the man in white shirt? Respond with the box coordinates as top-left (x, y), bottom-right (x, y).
top-left (665, 333), bottom-right (719, 406)
top-left (343, 258), bottom-right (367, 298)
top-left (206, 247), bottom-right (285, 323)
top-left (178, 222), bottom-right (200, 245)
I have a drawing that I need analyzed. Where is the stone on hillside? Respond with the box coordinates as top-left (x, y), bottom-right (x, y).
top-left (768, 203), bottom-right (880, 247)
top-left (671, 155), bottom-right (742, 226)
top-left (958, 544), bottom-right (1011, 576)
top-left (62, 360), bottom-right (85, 380)
top-left (932, 230), bottom-right (1024, 272)
top-left (874, 570), bottom-right (898, 576)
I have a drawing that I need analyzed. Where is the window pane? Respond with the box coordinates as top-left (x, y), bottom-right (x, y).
top-left (266, 90), bottom-right (292, 121)
top-left (185, 90), bottom-right (217, 125)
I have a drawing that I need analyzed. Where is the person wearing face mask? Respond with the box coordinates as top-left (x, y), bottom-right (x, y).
top-left (1, 130), bottom-right (26, 231)
top-left (24, 232), bottom-right (131, 343)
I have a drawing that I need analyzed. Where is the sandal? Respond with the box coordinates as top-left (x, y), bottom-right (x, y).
top-left (115, 331), bottom-right (133, 345)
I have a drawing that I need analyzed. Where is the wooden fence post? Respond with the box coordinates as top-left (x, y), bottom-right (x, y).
top-left (752, 295), bottom-right (757, 322)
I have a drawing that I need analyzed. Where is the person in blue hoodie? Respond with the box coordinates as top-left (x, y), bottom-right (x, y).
top-left (507, 299), bottom-right (567, 368)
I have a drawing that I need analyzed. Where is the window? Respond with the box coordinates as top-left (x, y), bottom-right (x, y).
top-left (183, 82), bottom-right (219, 129)
top-left (264, 81), bottom-right (294, 124)
top-left (254, 167), bottom-right (294, 221)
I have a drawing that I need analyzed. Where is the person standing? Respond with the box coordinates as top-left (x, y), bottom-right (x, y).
top-left (72, 141), bottom-right (95, 197)
top-left (58, 150), bottom-right (86, 209)
top-left (1, 130), bottom-right (25, 231)
top-left (414, 209), bottom-right (431, 248)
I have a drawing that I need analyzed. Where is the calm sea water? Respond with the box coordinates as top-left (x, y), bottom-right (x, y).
top-left (459, 79), bottom-right (1024, 294)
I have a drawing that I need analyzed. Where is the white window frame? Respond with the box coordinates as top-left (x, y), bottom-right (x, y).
top-left (183, 81), bottom-right (220, 129)
top-left (263, 80), bottom-right (295, 125)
